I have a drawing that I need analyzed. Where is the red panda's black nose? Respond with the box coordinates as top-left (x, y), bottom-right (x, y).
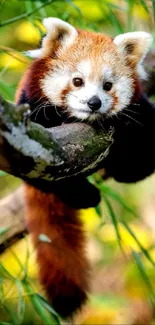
top-left (88, 96), bottom-right (102, 111)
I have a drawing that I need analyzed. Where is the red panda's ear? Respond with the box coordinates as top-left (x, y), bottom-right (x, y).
top-left (113, 32), bottom-right (152, 78)
top-left (26, 18), bottom-right (78, 59)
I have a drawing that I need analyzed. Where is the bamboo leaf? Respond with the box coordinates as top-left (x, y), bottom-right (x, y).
top-left (0, 226), bottom-right (9, 237)
top-left (152, 0), bottom-right (155, 22)
top-left (36, 294), bottom-right (61, 325)
top-left (95, 204), bottom-right (102, 217)
top-left (99, 184), bottom-right (137, 217)
top-left (0, 171), bottom-right (7, 177)
top-left (15, 280), bottom-right (25, 323)
top-left (102, 194), bottom-right (122, 250)
top-left (104, 4), bottom-right (124, 33)
top-left (65, 0), bottom-right (82, 15)
top-left (0, 81), bottom-right (16, 101)
top-left (0, 323), bottom-right (13, 325)
top-left (132, 250), bottom-right (155, 303)
top-left (3, 304), bottom-right (19, 325)
top-left (122, 220), bottom-right (155, 266)
top-left (0, 263), bottom-right (15, 280)
top-left (23, 282), bottom-right (57, 325)
top-left (139, 0), bottom-right (149, 13)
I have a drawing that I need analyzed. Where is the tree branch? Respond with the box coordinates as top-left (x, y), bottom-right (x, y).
top-left (0, 0), bottom-right (54, 28)
top-left (0, 186), bottom-right (26, 252)
top-left (0, 95), bottom-right (113, 183)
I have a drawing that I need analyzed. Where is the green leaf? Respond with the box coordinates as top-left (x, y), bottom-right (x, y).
top-left (102, 194), bottom-right (123, 250)
top-left (90, 294), bottom-right (127, 308)
top-left (152, 0), bottom-right (155, 22)
top-left (0, 277), bottom-right (4, 301)
top-left (139, 0), bottom-right (149, 13)
top-left (99, 184), bottom-right (137, 217)
top-left (34, 1), bottom-right (47, 18)
top-left (0, 226), bottom-right (9, 237)
top-left (25, 0), bottom-right (34, 23)
top-left (0, 322), bottom-right (14, 325)
top-left (122, 220), bottom-right (155, 266)
top-left (3, 304), bottom-right (19, 325)
top-left (95, 204), bottom-right (102, 217)
top-left (0, 171), bottom-right (7, 177)
top-left (132, 250), bottom-right (155, 303)
top-left (104, 4), bottom-right (124, 33)
top-left (9, 248), bottom-right (23, 271)
top-left (66, 0), bottom-right (82, 15)
top-left (36, 294), bottom-right (61, 325)
top-left (0, 81), bottom-right (16, 101)
top-left (103, 1), bottom-right (126, 12)
top-left (15, 280), bottom-right (25, 323)
top-left (0, 263), bottom-right (15, 280)
top-left (23, 282), bottom-right (56, 325)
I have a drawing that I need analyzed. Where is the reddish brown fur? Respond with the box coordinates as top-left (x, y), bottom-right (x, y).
top-left (24, 185), bottom-right (90, 318)
top-left (131, 72), bottom-right (142, 102)
top-left (15, 58), bottom-right (51, 104)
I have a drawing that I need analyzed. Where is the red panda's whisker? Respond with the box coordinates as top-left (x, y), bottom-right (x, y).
top-left (120, 112), bottom-right (143, 126)
top-left (54, 105), bottom-right (64, 118)
top-left (34, 107), bottom-right (43, 122)
top-left (43, 106), bottom-right (50, 121)
top-left (34, 96), bottom-right (45, 105)
top-left (97, 118), bottom-right (106, 132)
top-left (123, 108), bottom-right (140, 115)
top-left (28, 106), bottom-right (41, 118)
top-left (69, 93), bottom-right (79, 99)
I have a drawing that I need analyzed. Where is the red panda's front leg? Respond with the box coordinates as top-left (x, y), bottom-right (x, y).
top-left (24, 184), bottom-right (90, 319)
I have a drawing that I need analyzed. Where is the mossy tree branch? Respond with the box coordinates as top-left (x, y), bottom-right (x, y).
top-left (0, 95), bottom-right (113, 184)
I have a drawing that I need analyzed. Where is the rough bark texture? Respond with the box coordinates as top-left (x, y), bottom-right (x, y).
top-left (0, 186), bottom-right (26, 251)
top-left (0, 95), bottom-right (113, 183)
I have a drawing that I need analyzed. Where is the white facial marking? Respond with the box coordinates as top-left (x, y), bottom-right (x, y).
top-left (103, 67), bottom-right (114, 82)
top-left (77, 60), bottom-right (91, 78)
top-left (115, 76), bottom-right (133, 110)
top-left (41, 67), bottom-right (70, 106)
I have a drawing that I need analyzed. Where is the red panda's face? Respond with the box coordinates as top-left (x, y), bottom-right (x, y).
top-left (41, 55), bottom-right (134, 121)
top-left (27, 18), bottom-right (152, 122)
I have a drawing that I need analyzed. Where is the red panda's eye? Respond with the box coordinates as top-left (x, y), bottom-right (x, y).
top-left (73, 78), bottom-right (83, 87)
top-left (103, 82), bottom-right (113, 91)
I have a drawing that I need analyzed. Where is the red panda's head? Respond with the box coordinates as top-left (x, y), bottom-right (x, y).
top-left (26, 18), bottom-right (152, 122)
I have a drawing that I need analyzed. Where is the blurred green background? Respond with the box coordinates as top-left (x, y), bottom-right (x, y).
top-left (0, 0), bottom-right (155, 324)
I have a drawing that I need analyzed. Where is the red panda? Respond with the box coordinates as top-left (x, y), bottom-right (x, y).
top-left (15, 18), bottom-right (152, 319)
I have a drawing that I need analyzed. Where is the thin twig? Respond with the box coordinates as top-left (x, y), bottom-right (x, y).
top-left (0, 46), bottom-right (30, 64)
top-left (0, 0), bottom-right (53, 28)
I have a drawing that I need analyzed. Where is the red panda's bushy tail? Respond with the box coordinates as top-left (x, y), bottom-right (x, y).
top-left (24, 184), bottom-right (90, 319)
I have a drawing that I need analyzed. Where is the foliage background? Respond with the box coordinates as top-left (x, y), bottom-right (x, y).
top-left (0, 0), bottom-right (155, 324)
